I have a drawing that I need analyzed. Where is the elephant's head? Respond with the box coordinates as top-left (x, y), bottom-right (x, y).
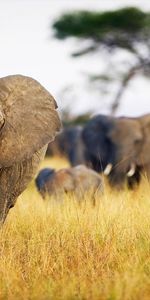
top-left (0, 74), bottom-right (61, 167)
top-left (35, 168), bottom-right (55, 191)
top-left (82, 115), bottom-right (116, 172)
top-left (106, 117), bottom-right (143, 187)
top-left (124, 113), bottom-right (150, 186)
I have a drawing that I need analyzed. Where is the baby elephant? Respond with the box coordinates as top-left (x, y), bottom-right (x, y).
top-left (35, 165), bottom-right (103, 202)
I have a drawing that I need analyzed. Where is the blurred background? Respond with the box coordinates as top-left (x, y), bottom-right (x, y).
top-left (1, 0), bottom-right (150, 124)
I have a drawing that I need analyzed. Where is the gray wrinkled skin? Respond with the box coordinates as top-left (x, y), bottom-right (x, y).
top-left (0, 74), bottom-right (61, 223)
top-left (36, 165), bottom-right (103, 204)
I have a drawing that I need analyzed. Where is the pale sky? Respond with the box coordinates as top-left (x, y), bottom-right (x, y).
top-left (0, 0), bottom-right (150, 117)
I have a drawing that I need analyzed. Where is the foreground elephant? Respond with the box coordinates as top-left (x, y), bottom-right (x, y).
top-left (82, 114), bottom-right (150, 188)
top-left (35, 165), bottom-right (103, 201)
top-left (0, 74), bottom-right (61, 222)
top-left (46, 126), bottom-right (86, 166)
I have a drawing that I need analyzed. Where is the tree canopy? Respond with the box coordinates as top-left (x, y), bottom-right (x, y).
top-left (52, 7), bottom-right (150, 114)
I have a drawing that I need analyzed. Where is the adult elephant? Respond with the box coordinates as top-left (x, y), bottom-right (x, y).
top-left (46, 126), bottom-right (86, 166)
top-left (82, 115), bottom-right (116, 173)
top-left (61, 126), bottom-right (86, 166)
top-left (0, 74), bottom-right (61, 222)
top-left (106, 116), bottom-right (143, 188)
top-left (120, 114), bottom-right (150, 188)
top-left (82, 114), bottom-right (150, 188)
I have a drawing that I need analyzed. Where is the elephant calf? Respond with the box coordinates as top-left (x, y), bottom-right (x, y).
top-left (35, 165), bottom-right (103, 202)
top-left (0, 74), bottom-right (61, 223)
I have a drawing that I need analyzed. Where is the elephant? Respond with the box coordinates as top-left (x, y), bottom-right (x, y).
top-left (46, 126), bottom-right (87, 166)
top-left (35, 165), bottom-right (103, 202)
top-left (106, 116), bottom-right (143, 188)
top-left (112, 114), bottom-right (150, 188)
top-left (82, 114), bottom-right (150, 189)
top-left (0, 74), bottom-right (61, 222)
top-left (82, 115), bottom-right (116, 173)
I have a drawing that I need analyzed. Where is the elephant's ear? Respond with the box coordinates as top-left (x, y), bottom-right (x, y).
top-left (0, 75), bottom-right (61, 167)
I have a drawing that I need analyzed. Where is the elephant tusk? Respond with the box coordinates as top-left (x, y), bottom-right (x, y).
top-left (104, 163), bottom-right (113, 176)
top-left (127, 164), bottom-right (136, 177)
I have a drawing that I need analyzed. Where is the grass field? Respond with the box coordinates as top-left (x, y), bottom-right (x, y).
top-left (1, 156), bottom-right (150, 300)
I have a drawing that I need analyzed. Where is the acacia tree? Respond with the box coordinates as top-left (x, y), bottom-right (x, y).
top-left (52, 7), bottom-right (150, 114)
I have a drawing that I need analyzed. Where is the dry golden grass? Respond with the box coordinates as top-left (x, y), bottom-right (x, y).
top-left (0, 156), bottom-right (150, 300)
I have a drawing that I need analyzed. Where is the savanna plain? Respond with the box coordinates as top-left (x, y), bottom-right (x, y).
top-left (1, 156), bottom-right (150, 300)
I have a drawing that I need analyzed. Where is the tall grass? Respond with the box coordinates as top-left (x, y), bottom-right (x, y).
top-left (0, 157), bottom-right (150, 300)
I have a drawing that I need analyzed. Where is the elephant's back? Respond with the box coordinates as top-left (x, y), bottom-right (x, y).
top-left (71, 165), bottom-right (103, 190)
